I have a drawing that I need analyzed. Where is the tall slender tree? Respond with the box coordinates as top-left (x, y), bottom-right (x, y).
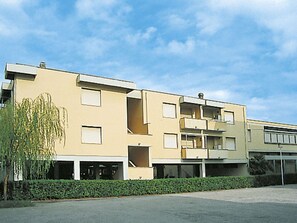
top-left (0, 93), bottom-right (67, 201)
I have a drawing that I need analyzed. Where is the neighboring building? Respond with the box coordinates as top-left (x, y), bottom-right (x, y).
top-left (247, 119), bottom-right (297, 175)
top-left (0, 63), bottom-right (296, 180)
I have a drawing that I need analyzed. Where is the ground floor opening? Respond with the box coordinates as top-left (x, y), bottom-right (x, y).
top-left (153, 164), bottom-right (200, 179)
top-left (250, 152), bottom-right (297, 175)
top-left (206, 163), bottom-right (248, 177)
top-left (45, 161), bottom-right (124, 180)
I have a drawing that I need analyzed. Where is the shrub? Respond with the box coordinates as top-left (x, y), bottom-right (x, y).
top-left (1, 174), bottom-right (296, 201)
top-left (2, 176), bottom-right (252, 200)
top-left (252, 173), bottom-right (297, 187)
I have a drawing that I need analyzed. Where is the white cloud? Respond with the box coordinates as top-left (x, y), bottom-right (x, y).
top-left (0, 0), bottom-right (28, 8)
top-left (125, 27), bottom-right (157, 45)
top-left (80, 37), bottom-right (113, 59)
top-left (75, 0), bottom-right (131, 22)
top-left (196, 13), bottom-right (226, 35)
top-left (202, 0), bottom-right (297, 57)
top-left (203, 90), bottom-right (232, 101)
top-left (247, 97), bottom-right (268, 112)
top-left (168, 38), bottom-right (195, 54)
top-left (167, 14), bottom-right (190, 30)
top-left (156, 38), bottom-right (196, 55)
top-left (0, 0), bottom-right (30, 37)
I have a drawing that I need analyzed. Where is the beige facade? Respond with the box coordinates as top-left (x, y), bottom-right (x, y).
top-left (247, 119), bottom-right (297, 174)
top-left (1, 63), bottom-right (296, 180)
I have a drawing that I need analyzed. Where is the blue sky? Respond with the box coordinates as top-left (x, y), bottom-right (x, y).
top-left (1, 0), bottom-right (297, 124)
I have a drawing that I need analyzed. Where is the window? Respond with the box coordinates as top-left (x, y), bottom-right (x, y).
top-left (277, 134), bottom-right (284, 143)
top-left (164, 134), bottom-right (178, 148)
top-left (264, 132), bottom-right (271, 143)
top-left (82, 126), bottom-right (102, 144)
top-left (284, 134), bottom-right (289, 144)
top-left (247, 129), bottom-right (252, 142)
top-left (81, 88), bottom-right (101, 106)
top-left (226, 137), bottom-right (236, 150)
top-left (224, 111), bottom-right (234, 124)
top-left (163, 103), bottom-right (176, 118)
top-left (289, 135), bottom-right (296, 144)
top-left (271, 133), bottom-right (277, 143)
top-left (264, 131), bottom-right (297, 144)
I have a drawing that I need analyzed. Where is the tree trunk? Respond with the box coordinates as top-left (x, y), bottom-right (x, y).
top-left (3, 165), bottom-right (11, 201)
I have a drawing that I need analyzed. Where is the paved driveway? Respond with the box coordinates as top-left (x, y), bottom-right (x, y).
top-left (1, 184), bottom-right (297, 223)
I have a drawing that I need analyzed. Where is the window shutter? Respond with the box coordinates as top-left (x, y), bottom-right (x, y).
top-left (163, 103), bottom-right (176, 118)
top-left (226, 137), bottom-right (236, 150)
top-left (224, 112), bottom-right (234, 124)
top-left (81, 89), bottom-right (101, 106)
top-left (164, 134), bottom-right (177, 148)
top-left (82, 126), bottom-right (102, 144)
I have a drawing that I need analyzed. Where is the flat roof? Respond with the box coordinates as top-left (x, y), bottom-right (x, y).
top-left (5, 63), bottom-right (136, 92)
top-left (5, 64), bottom-right (37, 80)
top-left (247, 119), bottom-right (297, 128)
top-left (77, 74), bottom-right (136, 92)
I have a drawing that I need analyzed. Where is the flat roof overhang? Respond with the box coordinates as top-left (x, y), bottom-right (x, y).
top-left (5, 64), bottom-right (37, 80)
top-left (77, 74), bottom-right (136, 93)
top-left (180, 96), bottom-right (206, 105)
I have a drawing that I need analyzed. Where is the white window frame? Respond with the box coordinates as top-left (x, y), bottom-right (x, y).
top-left (277, 134), bottom-right (284, 143)
top-left (164, 133), bottom-right (178, 149)
top-left (81, 126), bottom-right (102, 144)
top-left (289, 135), bottom-right (296, 144)
top-left (81, 88), bottom-right (101, 107)
top-left (284, 134), bottom-right (289, 144)
top-left (224, 111), bottom-right (234, 124)
top-left (163, 103), bottom-right (177, 118)
top-left (226, 137), bottom-right (236, 151)
top-left (264, 132), bottom-right (271, 143)
top-left (271, 133), bottom-right (277, 143)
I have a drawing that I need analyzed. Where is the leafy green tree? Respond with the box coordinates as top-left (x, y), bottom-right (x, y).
top-left (249, 154), bottom-right (273, 175)
top-left (0, 93), bottom-right (67, 201)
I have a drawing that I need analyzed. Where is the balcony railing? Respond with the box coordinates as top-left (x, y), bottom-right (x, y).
top-left (207, 119), bottom-right (226, 132)
top-left (180, 118), bottom-right (207, 130)
top-left (128, 167), bottom-right (153, 180)
top-left (127, 133), bottom-right (152, 147)
top-left (181, 147), bottom-right (208, 159)
top-left (208, 148), bottom-right (228, 159)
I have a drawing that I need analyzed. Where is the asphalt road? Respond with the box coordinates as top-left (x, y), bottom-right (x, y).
top-left (1, 184), bottom-right (297, 223)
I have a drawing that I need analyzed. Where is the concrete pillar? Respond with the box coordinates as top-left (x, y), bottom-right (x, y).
top-left (123, 158), bottom-right (128, 180)
top-left (201, 130), bottom-right (205, 149)
top-left (200, 159), bottom-right (206, 178)
top-left (74, 160), bottom-right (80, 180)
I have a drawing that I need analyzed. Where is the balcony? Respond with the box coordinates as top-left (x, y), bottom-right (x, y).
top-left (207, 119), bottom-right (226, 132)
top-left (208, 148), bottom-right (228, 159)
top-left (181, 147), bottom-right (208, 159)
top-left (128, 167), bottom-right (153, 180)
top-left (127, 133), bottom-right (152, 147)
top-left (180, 118), bottom-right (207, 130)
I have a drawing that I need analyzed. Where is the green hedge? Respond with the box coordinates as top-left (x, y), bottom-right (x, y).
top-left (252, 173), bottom-right (297, 187)
top-left (1, 174), bottom-right (297, 200)
top-left (3, 176), bottom-right (251, 200)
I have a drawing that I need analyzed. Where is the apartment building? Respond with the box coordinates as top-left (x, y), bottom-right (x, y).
top-left (247, 119), bottom-right (297, 174)
top-left (128, 90), bottom-right (248, 179)
top-left (1, 62), bottom-right (295, 180)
